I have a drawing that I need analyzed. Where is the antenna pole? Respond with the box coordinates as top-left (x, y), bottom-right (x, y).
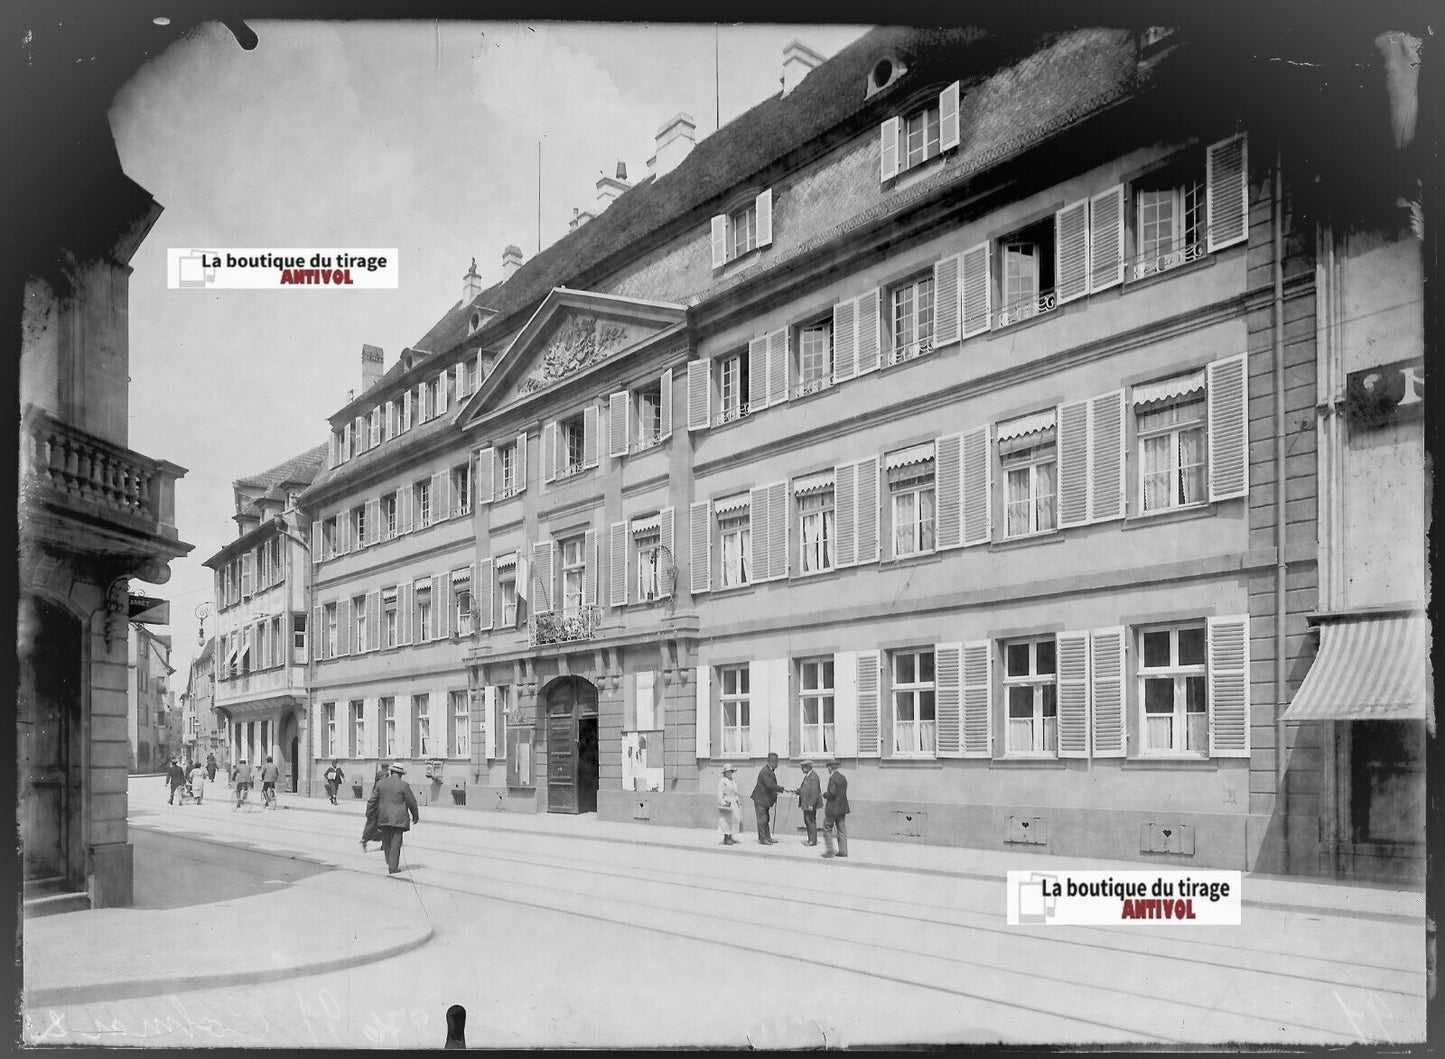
top-left (537, 140), bottom-right (542, 254)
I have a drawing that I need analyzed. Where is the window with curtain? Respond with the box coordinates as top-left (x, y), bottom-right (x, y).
top-left (1005, 639), bottom-right (1057, 755)
top-left (381, 697), bottom-right (396, 757)
top-left (1000, 420), bottom-right (1058, 537)
top-left (799, 658), bottom-right (835, 754)
top-left (561, 536), bottom-right (586, 612)
top-left (889, 458), bottom-right (936, 556)
top-left (1138, 390), bottom-right (1206, 512)
top-left (719, 665), bottom-right (751, 755)
top-left (1139, 624), bottom-right (1207, 755)
top-left (892, 649), bottom-right (936, 755)
top-left (719, 507), bottom-right (750, 587)
top-left (798, 490), bottom-right (835, 573)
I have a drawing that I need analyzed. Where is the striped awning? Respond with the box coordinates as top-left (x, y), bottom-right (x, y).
top-left (451, 568), bottom-right (472, 584)
top-left (714, 493), bottom-right (750, 515)
top-left (631, 514), bottom-right (661, 537)
top-left (494, 552), bottom-right (517, 570)
top-left (794, 470), bottom-right (834, 496)
top-left (1284, 613), bottom-right (1431, 730)
top-left (885, 442), bottom-right (935, 470)
top-left (997, 409), bottom-right (1056, 441)
top-left (1133, 369), bottom-right (1206, 406)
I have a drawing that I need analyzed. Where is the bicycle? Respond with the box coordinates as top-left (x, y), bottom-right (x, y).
top-left (261, 784), bottom-right (277, 810)
top-left (233, 784), bottom-right (252, 811)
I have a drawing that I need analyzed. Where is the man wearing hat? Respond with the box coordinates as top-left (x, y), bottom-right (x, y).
top-left (716, 764), bottom-right (742, 845)
top-left (794, 759), bottom-right (824, 846)
top-left (821, 759), bottom-right (850, 858)
top-left (750, 752), bottom-right (784, 845)
top-left (366, 762), bottom-right (421, 874)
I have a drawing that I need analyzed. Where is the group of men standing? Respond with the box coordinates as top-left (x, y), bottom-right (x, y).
top-left (719, 753), bottom-right (850, 858)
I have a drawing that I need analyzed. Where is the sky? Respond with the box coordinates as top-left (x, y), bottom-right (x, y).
top-left (110, 20), bottom-right (869, 682)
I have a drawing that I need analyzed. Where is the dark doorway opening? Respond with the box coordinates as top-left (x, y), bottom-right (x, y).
top-left (19, 595), bottom-right (82, 890)
top-left (290, 736), bottom-right (300, 793)
top-left (543, 676), bottom-right (599, 814)
top-left (577, 717), bottom-right (599, 814)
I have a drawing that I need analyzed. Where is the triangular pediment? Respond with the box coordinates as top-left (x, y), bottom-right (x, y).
top-left (458, 288), bottom-right (687, 424)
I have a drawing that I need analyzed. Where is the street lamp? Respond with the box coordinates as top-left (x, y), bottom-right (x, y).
top-left (195, 601), bottom-right (213, 647)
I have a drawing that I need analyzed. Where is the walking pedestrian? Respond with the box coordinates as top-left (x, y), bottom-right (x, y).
top-left (231, 759), bottom-right (252, 810)
top-left (324, 760), bottom-right (344, 805)
top-left (750, 752), bottom-right (784, 844)
top-left (716, 764), bottom-right (742, 845)
top-left (188, 760), bottom-right (206, 805)
top-left (366, 762), bottom-right (420, 875)
top-left (794, 759), bottom-right (823, 846)
top-left (260, 755), bottom-right (281, 807)
top-left (206, 752), bottom-right (217, 782)
top-left (166, 759), bottom-right (186, 805)
top-left (821, 759), bottom-right (850, 859)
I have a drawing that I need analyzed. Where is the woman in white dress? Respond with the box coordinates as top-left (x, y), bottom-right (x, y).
top-left (717, 764), bottom-right (741, 845)
top-left (187, 761), bottom-right (206, 804)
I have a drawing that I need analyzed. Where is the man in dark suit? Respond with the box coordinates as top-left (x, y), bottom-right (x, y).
top-left (367, 762), bottom-right (421, 874)
top-left (821, 759), bottom-right (849, 858)
top-left (750, 752), bottom-right (784, 844)
top-left (794, 759), bottom-right (823, 846)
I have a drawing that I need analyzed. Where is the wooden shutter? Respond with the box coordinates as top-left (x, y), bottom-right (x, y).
top-left (833, 460), bottom-right (857, 568)
top-left (855, 289), bottom-right (881, 375)
top-left (582, 528), bottom-right (598, 606)
top-left (432, 469), bottom-right (450, 522)
top-left (1208, 615), bottom-right (1250, 757)
top-left (312, 605), bottom-right (324, 661)
top-left (1206, 133), bottom-right (1248, 252)
top-left (769, 658), bottom-right (791, 755)
top-left (311, 520), bottom-right (322, 560)
top-left (437, 372), bottom-right (449, 413)
top-left (766, 327), bottom-right (788, 407)
top-left (542, 421), bottom-right (557, 483)
top-left (832, 298), bottom-right (857, 383)
top-left (689, 501), bottom-right (711, 595)
top-left (533, 540), bottom-right (555, 614)
top-left (402, 389), bottom-right (412, 430)
top-left (367, 590), bottom-right (381, 652)
top-left (749, 485), bottom-right (771, 582)
top-left (476, 447), bottom-right (494, 503)
top-left (695, 666), bottom-right (712, 758)
top-left (687, 360), bottom-right (710, 431)
top-left (832, 650), bottom-right (858, 757)
top-left (1057, 399), bottom-right (1091, 528)
top-left (939, 81), bottom-right (961, 152)
top-left (338, 598), bottom-right (352, 656)
top-left (384, 400), bottom-right (395, 440)
top-left (767, 481), bottom-right (788, 581)
top-left (399, 484), bottom-right (413, 534)
top-left (241, 553), bottom-right (255, 597)
top-left (1056, 631), bottom-right (1091, 758)
top-left (399, 583), bottom-right (413, 645)
top-left (856, 650), bottom-right (881, 757)
top-left (515, 432), bottom-right (528, 492)
top-left (935, 433), bottom-right (963, 550)
top-left (609, 391), bottom-right (630, 457)
top-left (1207, 354), bottom-right (1249, 500)
top-left (1090, 627), bottom-right (1126, 757)
top-left (747, 336), bottom-right (768, 412)
top-left (1089, 390), bottom-right (1126, 523)
top-left (854, 455), bottom-right (879, 564)
top-left (960, 425), bottom-right (992, 546)
top-left (756, 188), bottom-right (773, 248)
top-left (334, 515), bottom-right (348, 556)
top-left (583, 404), bottom-right (600, 469)
top-left (932, 254), bottom-right (961, 347)
top-left (748, 661), bottom-right (769, 757)
top-left (962, 640), bottom-right (993, 757)
top-left (439, 574), bottom-right (452, 639)
top-left (476, 559), bottom-right (493, 632)
top-left (961, 242), bottom-right (992, 338)
top-left (711, 214), bottom-right (728, 268)
top-left (366, 498), bottom-right (380, 545)
top-left (879, 117), bottom-right (901, 181)
top-left (1055, 199), bottom-right (1090, 304)
top-left (659, 367), bottom-right (673, 439)
top-left (482, 686), bottom-right (496, 760)
top-left (658, 507), bottom-right (675, 597)
top-left (935, 642), bottom-right (963, 757)
top-left (609, 522), bottom-right (628, 608)
top-left (1089, 184), bottom-right (1125, 292)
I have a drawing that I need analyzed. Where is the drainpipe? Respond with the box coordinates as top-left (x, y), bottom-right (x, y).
top-left (1273, 143), bottom-right (1290, 872)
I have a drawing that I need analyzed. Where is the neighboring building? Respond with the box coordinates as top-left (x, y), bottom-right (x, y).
top-left (126, 625), bottom-right (174, 773)
top-left (203, 446), bottom-right (326, 793)
top-left (296, 23), bottom-right (1427, 876)
top-left (179, 637), bottom-right (222, 769)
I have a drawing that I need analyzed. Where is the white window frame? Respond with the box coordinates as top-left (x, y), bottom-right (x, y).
top-left (560, 415), bottom-right (585, 476)
top-left (352, 594), bottom-right (367, 654)
top-left (634, 381), bottom-right (664, 450)
top-left (719, 509), bottom-right (750, 588)
top-left (719, 664), bottom-right (751, 757)
top-left (1137, 390), bottom-right (1208, 514)
top-left (382, 492), bottom-right (398, 539)
top-left (454, 581), bottom-right (473, 637)
top-left (890, 272), bottom-right (935, 353)
top-left (561, 536), bottom-right (586, 612)
top-left (799, 657), bottom-right (835, 756)
top-left (1003, 638), bottom-right (1058, 757)
top-left (1002, 435), bottom-right (1058, 538)
top-left (325, 603), bottom-right (339, 657)
top-left (350, 699), bottom-right (365, 759)
top-left (798, 490), bottom-right (835, 574)
top-left (891, 648), bottom-right (937, 757)
top-left (718, 353), bottom-right (748, 423)
top-left (324, 703), bottom-right (336, 757)
top-left (381, 697), bottom-right (396, 757)
top-left (635, 532), bottom-right (662, 602)
top-left (889, 464), bottom-right (936, 557)
top-left (452, 462), bottom-right (471, 516)
top-left (451, 690), bottom-right (470, 758)
top-left (498, 442), bottom-right (518, 497)
top-left (797, 320), bottom-right (833, 394)
top-left (500, 571), bottom-right (519, 628)
top-left (414, 693), bottom-right (433, 757)
top-left (1138, 623), bottom-right (1209, 757)
top-left (902, 100), bottom-right (941, 171)
top-left (415, 479), bottom-right (432, 527)
top-left (382, 590), bottom-right (398, 648)
top-left (728, 200), bottom-right (758, 260)
top-left (415, 583), bottom-right (433, 642)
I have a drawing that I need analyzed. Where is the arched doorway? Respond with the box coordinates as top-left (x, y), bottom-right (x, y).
top-left (278, 711), bottom-right (300, 793)
top-left (542, 676), bottom-right (599, 814)
top-left (19, 594), bottom-right (83, 889)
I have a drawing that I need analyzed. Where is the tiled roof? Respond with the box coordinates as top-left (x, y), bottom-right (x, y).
top-left (234, 443), bottom-right (328, 490)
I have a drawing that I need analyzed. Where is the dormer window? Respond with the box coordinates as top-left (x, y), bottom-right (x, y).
top-left (880, 81), bottom-right (960, 183)
top-left (865, 54), bottom-right (908, 98)
top-left (710, 190), bottom-right (773, 269)
top-left (902, 101), bottom-right (940, 171)
top-left (469, 310), bottom-right (483, 334)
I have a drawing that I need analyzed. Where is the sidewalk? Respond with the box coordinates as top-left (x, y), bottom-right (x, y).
top-left (292, 791), bottom-right (1427, 924)
top-left (23, 825), bottom-right (432, 1008)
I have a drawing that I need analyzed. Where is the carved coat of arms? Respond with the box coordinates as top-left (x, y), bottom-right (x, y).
top-left (520, 315), bottom-right (629, 394)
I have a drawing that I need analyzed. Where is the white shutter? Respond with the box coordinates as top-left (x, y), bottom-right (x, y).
top-left (542, 421), bottom-right (557, 484)
top-left (1206, 133), bottom-right (1248, 252)
top-left (1089, 390), bottom-right (1126, 523)
top-left (312, 605), bottom-right (324, 661)
top-left (367, 590), bottom-right (380, 652)
top-left (1055, 198), bottom-right (1090, 304)
top-left (687, 360), bottom-right (710, 432)
top-left (939, 81), bottom-right (961, 152)
top-left (854, 455), bottom-right (879, 564)
top-left (483, 685), bottom-right (497, 760)
top-left (402, 389), bottom-right (412, 430)
top-left (384, 400), bottom-right (395, 441)
top-left (962, 640), bottom-right (993, 758)
top-left (476, 558), bottom-right (493, 632)
top-left (366, 498), bottom-right (380, 545)
top-left (1089, 184), bottom-right (1125, 292)
top-left (833, 460), bottom-right (857, 568)
top-left (583, 404), bottom-right (600, 469)
top-left (766, 327), bottom-right (788, 407)
top-left (582, 528), bottom-right (598, 606)
top-left (515, 432), bottom-right (528, 493)
top-left (689, 501), bottom-right (711, 595)
top-left (855, 289), bottom-right (881, 375)
top-left (879, 116), bottom-right (901, 181)
top-left (833, 651), bottom-right (858, 757)
top-left (748, 336), bottom-right (768, 413)
top-left (767, 481), bottom-right (788, 582)
top-left (748, 663), bottom-right (768, 758)
top-left (431, 469), bottom-right (450, 523)
top-left (1208, 615), bottom-right (1251, 757)
top-left (311, 520), bottom-right (322, 560)
top-left (435, 573), bottom-right (449, 640)
top-left (855, 650), bottom-right (881, 758)
top-left (659, 367), bottom-right (673, 439)
top-left (932, 254), bottom-right (961, 347)
top-left (1056, 399), bottom-right (1091, 528)
top-left (711, 214), bottom-right (728, 268)
top-left (476, 447), bottom-right (494, 504)
top-left (935, 433), bottom-right (962, 550)
top-left (755, 188), bottom-right (773, 248)
top-left (695, 666), bottom-right (712, 758)
top-left (935, 642), bottom-right (963, 757)
top-left (608, 391), bottom-right (630, 458)
top-left (399, 482), bottom-right (413, 534)
top-left (609, 521), bottom-right (628, 608)
top-left (658, 507), bottom-right (675, 598)
top-left (532, 540), bottom-right (554, 614)
top-left (1207, 354), bottom-right (1249, 500)
top-left (961, 242), bottom-right (992, 338)
top-left (1056, 631), bottom-right (1091, 758)
top-left (764, 658), bottom-right (790, 756)
top-left (832, 298), bottom-right (857, 383)
top-left (1090, 627), bottom-right (1126, 757)
top-left (749, 485), bottom-right (770, 583)
top-left (437, 372), bottom-right (449, 413)
top-left (960, 425), bottom-right (992, 546)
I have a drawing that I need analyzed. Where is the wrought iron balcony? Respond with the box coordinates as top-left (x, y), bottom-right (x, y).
top-left (713, 402), bottom-right (751, 427)
top-left (529, 606), bottom-right (603, 648)
top-left (993, 289), bottom-right (1058, 331)
top-left (888, 337), bottom-right (934, 366)
top-left (791, 376), bottom-right (833, 399)
top-left (1124, 240), bottom-right (1206, 283)
top-left (628, 430), bottom-right (665, 455)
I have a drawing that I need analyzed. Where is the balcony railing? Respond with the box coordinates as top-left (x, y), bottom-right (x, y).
top-left (628, 431), bottom-right (665, 455)
top-left (888, 337), bottom-right (934, 366)
top-left (1124, 240), bottom-right (1206, 284)
top-left (21, 405), bottom-right (181, 537)
top-left (791, 376), bottom-right (833, 400)
top-left (495, 482), bottom-right (521, 501)
top-left (529, 606), bottom-right (603, 648)
top-left (713, 402), bottom-right (751, 427)
top-left (993, 289), bottom-right (1058, 331)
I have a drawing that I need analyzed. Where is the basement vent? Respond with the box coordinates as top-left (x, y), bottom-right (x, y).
top-left (632, 799), bottom-right (652, 821)
top-left (1140, 822), bottom-right (1195, 855)
top-left (893, 810), bottom-right (927, 837)
top-left (1006, 815), bottom-right (1049, 845)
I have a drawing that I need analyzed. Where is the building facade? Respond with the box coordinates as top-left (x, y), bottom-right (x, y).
top-left (297, 23), bottom-right (1427, 876)
top-left (203, 448), bottom-right (325, 792)
top-left (126, 624), bottom-right (173, 772)
top-left (179, 637), bottom-right (223, 769)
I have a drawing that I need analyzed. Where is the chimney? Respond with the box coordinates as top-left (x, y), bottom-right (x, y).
top-left (462, 257), bottom-right (483, 304)
top-left (653, 113), bottom-right (696, 179)
top-left (568, 207), bottom-right (595, 232)
top-left (361, 344), bottom-right (384, 392)
top-left (501, 244), bottom-right (523, 280)
top-left (781, 40), bottom-right (825, 97)
top-left (595, 161), bottom-right (630, 213)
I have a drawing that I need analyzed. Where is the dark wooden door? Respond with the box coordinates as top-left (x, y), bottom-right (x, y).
top-left (20, 598), bottom-right (80, 886)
